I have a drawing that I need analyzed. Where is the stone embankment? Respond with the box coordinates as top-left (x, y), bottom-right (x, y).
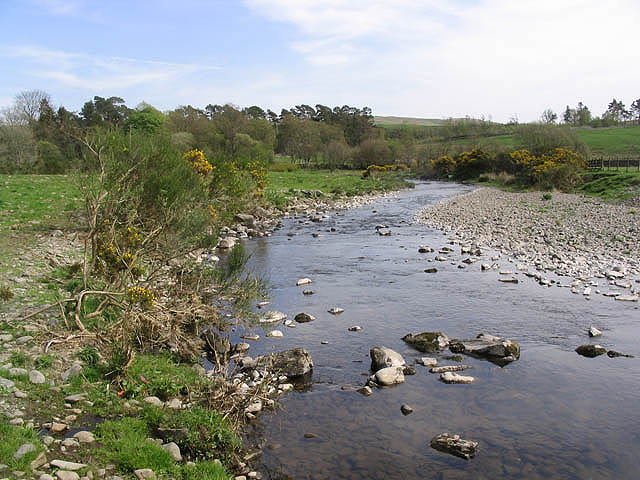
top-left (417, 188), bottom-right (640, 298)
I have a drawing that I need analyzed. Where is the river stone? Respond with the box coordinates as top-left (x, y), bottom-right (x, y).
top-left (400, 404), bottom-right (414, 415)
top-left (64, 393), bottom-right (86, 403)
top-left (29, 369), bottom-right (46, 384)
top-left (348, 326), bottom-right (362, 331)
top-left (615, 294), bottom-right (638, 302)
top-left (217, 237), bottom-right (236, 249)
top-left (418, 246), bottom-right (433, 253)
top-left (296, 278), bottom-right (312, 286)
top-left (607, 350), bottom-right (634, 358)
top-left (370, 347), bottom-right (406, 372)
top-left (328, 307), bottom-right (344, 315)
top-left (402, 332), bottom-right (450, 353)
top-left (430, 433), bottom-right (478, 459)
top-left (50, 460), bottom-right (86, 471)
top-left (448, 333), bottom-right (520, 363)
top-left (0, 377), bottom-right (15, 389)
top-left (588, 326), bottom-right (603, 337)
top-left (374, 366), bottom-right (405, 386)
top-left (357, 386), bottom-right (373, 396)
top-left (440, 372), bottom-right (475, 384)
top-left (294, 312), bottom-right (315, 323)
top-left (13, 443), bottom-right (36, 460)
top-left (575, 345), bottom-right (607, 357)
top-left (424, 268), bottom-right (438, 273)
top-left (55, 472), bottom-right (80, 480)
top-left (419, 357), bottom-right (438, 367)
top-left (267, 330), bottom-right (283, 337)
top-left (259, 311), bottom-right (287, 323)
top-left (9, 367), bottom-right (28, 376)
top-left (256, 348), bottom-right (313, 377)
top-left (73, 431), bottom-right (95, 443)
top-left (134, 469), bottom-right (156, 480)
top-left (234, 213), bottom-right (256, 228)
top-left (430, 365), bottom-right (472, 374)
top-left (162, 442), bottom-right (182, 462)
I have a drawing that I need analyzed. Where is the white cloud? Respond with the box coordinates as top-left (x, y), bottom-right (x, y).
top-left (1, 45), bottom-right (220, 93)
top-left (244, 0), bottom-right (640, 121)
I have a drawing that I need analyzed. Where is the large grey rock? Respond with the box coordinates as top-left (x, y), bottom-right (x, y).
top-left (13, 443), bottom-right (36, 460)
top-left (134, 469), bottom-right (156, 480)
top-left (234, 213), bottom-right (256, 228)
top-left (257, 348), bottom-right (313, 377)
top-left (430, 433), bottom-right (478, 459)
top-left (402, 332), bottom-right (450, 353)
top-left (294, 313), bottom-right (315, 323)
top-left (374, 366), bottom-right (405, 386)
top-left (259, 311), bottom-right (287, 323)
top-left (0, 377), bottom-right (16, 389)
top-left (55, 472), bottom-right (80, 480)
top-left (370, 347), bottom-right (405, 372)
top-left (162, 442), bottom-right (182, 462)
top-left (217, 237), bottom-right (237, 249)
top-left (62, 363), bottom-right (83, 382)
top-left (449, 333), bottom-right (520, 364)
top-left (50, 460), bottom-right (87, 471)
top-left (575, 344), bottom-right (606, 357)
top-left (29, 370), bottom-right (46, 384)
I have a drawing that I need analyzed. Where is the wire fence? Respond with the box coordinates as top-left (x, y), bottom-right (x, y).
top-left (588, 156), bottom-right (640, 171)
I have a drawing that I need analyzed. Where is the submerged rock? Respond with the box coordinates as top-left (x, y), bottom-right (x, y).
top-left (429, 365), bottom-right (472, 374)
top-left (402, 332), bottom-right (450, 353)
top-left (424, 268), bottom-right (438, 273)
top-left (370, 347), bottom-right (405, 372)
top-left (430, 433), bottom-right (478, 459)
top-left (607, 350), bottom-right (634, 358)
top-left (449, 333), bottom-right (520, 364)
top-left (256, 348), bottom-right (313, 377)
top-left (575, 344), bottom-right (607, 357)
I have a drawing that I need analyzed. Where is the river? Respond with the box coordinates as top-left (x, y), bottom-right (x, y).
top-left (236, 181), bottom-right (639, 479)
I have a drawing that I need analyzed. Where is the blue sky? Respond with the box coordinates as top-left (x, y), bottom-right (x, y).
top-left (1, 0), bottom-right (639, 122)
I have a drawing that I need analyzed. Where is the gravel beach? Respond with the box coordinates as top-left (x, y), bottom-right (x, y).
top-left (417, 187), bottom-right (640, 296)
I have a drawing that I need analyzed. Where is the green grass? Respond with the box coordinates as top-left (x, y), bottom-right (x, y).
top-left (266, 168), bottom-right (411, 207)
top-left (0, 418), bottom-right (45, 474)
top-left (95, 417), bottom-right (178, 475)
top-left (0, 174), bottom-right (81, 232)
top-left (576, 126), bottom-right (640, 156)
top-left (579, 170), bottom-right (640, 200)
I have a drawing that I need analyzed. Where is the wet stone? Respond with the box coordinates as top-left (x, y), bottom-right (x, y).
top-left (430, 433), bottom-right (478, 459)
top-left (575, 345), bottom-right (607, 358)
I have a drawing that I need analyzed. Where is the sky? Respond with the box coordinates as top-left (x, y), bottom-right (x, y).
top-left (1, 0), bottom-right (639, 122)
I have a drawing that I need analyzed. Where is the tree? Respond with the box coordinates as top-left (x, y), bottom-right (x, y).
top-left (0, 89), bottom-right (51, 125)
top-left (563, 106), bottom-right (577, 125)
top-left (630, 98), bottom-right (640, 125)
top-left (540, 109), bottom-right (557, 124)
top-left (126, 105), bottom-right (165, 134)
top-left (576, 102), bottom-right (592, 126)
top-left (603, 99), bottom-right (629, 124)
top-left (80, 96), bottom-right (130, 127)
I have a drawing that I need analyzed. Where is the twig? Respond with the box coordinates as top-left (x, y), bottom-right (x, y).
top-left (20, 299), bottom-right (75, 321)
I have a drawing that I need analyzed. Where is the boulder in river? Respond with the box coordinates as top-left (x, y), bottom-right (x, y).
top-left (418, 246), bottom-right (434, 253)
top-left (575, 344), bottom-right (606, 357)
top-left (234, 213), bottom-right (256, 228)
top-left (374, 366), bottom-right (405, 386)
top-left (588, 326), bottom-right (603, 337)
top-left (296, 278), bottom-right (312, 286)
top-left (424, 268), bottom-right (438, 273)
top-left (448, 333), bottom-right (520, 364)
top-left (430, 433), bottom-right (478, 459)
top-left (259, 311), bottom-right (287, 323)
top-left (294, 312), bottom-right (315, 323)
top-left (402, 332), bottom-right (450, 353)
top-left (370, 347), bottom-right (406, 371)
top-left (256, 348), bottom-right (313, 377)
top-left (328, 307), bottom-right (345, 315)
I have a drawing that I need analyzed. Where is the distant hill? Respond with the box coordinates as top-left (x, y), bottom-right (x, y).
top-left (374, 116), bottom-right (448, 126)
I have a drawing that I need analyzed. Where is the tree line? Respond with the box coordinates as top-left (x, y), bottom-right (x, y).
top-left (542, 97), bottom-right (640, 127)
top-left (0, 90), bottom-right (388, 174)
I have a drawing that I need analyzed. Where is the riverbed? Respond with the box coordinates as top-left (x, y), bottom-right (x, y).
top-left (238, 181), bottom-right (639, 480)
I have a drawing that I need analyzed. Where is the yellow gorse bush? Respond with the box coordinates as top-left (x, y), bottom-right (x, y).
top-left (511, 147), bottom-right (586, 190)
top-left (184, 148), bottom-right (214, 176)
top-left (362, 163), bottom-right (409, 178)
top-left (126, 286), bottom-right (157, 308)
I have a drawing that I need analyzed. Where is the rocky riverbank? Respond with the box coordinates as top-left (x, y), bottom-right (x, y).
top-left (416, 187), bottom-right (640, 299)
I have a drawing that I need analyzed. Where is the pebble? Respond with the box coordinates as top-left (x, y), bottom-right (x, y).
top-left (400, 404), bottom-right (414, 415)
top-left (266, 330), bottom-right (283, 337)
top-left (55, 472), bottom-right (79, 480)
top-left (50, 460), bottom-right (86, 471)
top-left (13, 443), bottom-right (36, 460)
top-left (142, 396), bottom-right (163, 407)
top-left (73, 431), bottom-right (95, 443)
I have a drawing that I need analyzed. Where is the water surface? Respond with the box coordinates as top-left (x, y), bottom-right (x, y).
top-left (238, 182), bottom-right (639, 479)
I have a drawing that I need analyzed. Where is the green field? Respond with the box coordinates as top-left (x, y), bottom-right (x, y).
top-left (575, 126), bottom-right (640, 156)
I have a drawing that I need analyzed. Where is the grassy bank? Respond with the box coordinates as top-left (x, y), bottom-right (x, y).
top-left (266, 168), bottom-right (412, 207)
top-left (576, 126), bottom-right (640, 156)
top-left (579, 170), bottom-right (640, 201)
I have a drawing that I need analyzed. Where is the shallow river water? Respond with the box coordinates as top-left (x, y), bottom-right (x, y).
top-left (237, 181), bottom-right (639, 480)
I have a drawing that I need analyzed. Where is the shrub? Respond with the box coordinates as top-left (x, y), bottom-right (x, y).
top-left (542, 193), bottom-right (553, 201)
top-left (431, 155), bottom-right (457, 177)
top-left (511, 147), bottom-right (586, 190)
